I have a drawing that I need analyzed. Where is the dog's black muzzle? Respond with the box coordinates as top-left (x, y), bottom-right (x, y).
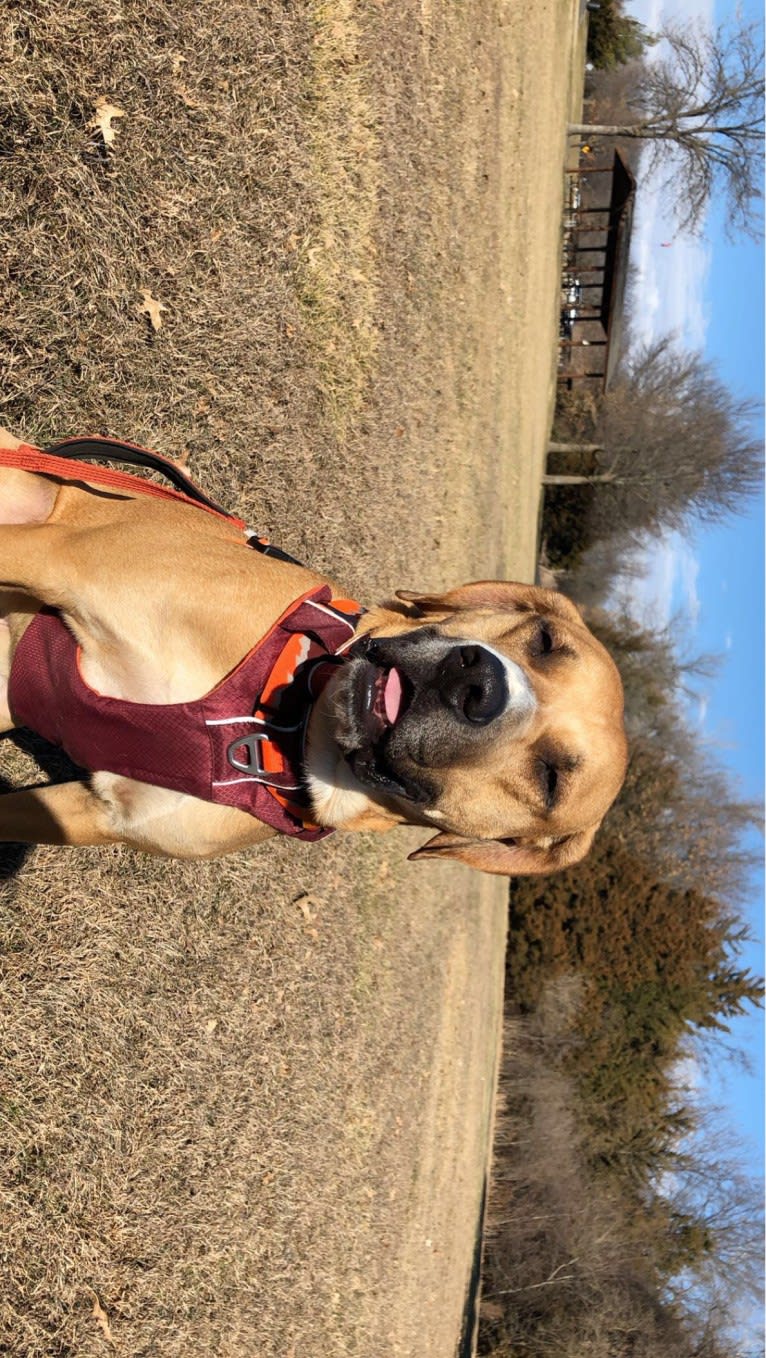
top-left (339, 628), bottom-right (512, 807)
top-left (350, 628), bottom-right (509, 728)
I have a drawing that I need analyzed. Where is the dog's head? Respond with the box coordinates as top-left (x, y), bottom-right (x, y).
top-left (306, 581), bottom-right (627, 875)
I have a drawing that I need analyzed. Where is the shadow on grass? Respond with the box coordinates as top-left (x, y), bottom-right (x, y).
top-left (458, 1177), bottom-right (488, 1358)
top-left (0, 730), bottom-right (84, 881)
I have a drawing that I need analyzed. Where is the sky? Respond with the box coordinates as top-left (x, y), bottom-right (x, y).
top-left (614, 0), bottom-right (764, 1277)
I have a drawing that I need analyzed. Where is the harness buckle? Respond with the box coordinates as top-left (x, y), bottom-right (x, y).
top-left (226, 731), bottom-right (268, 774)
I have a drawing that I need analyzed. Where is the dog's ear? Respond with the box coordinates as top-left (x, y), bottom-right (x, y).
top-left (408, 826), bottom-right (598, 876)
top-left (396, 581), bottom-right (583, 623)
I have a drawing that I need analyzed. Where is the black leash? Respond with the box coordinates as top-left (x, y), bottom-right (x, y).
top-left (44, 435), bottom-right (303, 568)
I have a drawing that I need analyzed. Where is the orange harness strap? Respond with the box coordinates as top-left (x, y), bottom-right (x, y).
top-left (0, 442), bottom-right (248, 531)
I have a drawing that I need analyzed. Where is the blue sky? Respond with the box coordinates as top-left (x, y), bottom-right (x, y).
top-left (618, 0), bottom-right (764, 1233)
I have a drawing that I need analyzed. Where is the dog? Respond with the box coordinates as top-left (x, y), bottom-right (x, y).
top-left (0, 428), bottom-right (627, 874)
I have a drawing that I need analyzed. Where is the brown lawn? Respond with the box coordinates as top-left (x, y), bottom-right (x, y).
top-left (0, 1), bottom-right (582, 1352)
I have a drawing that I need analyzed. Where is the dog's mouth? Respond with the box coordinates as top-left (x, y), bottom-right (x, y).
top-left (340, 657), bottom-right (429, 803)
top-left (364, 664), bottom-right (409, 739)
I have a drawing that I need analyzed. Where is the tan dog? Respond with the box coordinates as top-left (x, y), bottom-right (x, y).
top-left (0, 429), bottom-right (627, 873)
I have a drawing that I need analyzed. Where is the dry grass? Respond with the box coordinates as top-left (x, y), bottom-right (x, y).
top-left (298, 0), bottom-right (382, 438)
top-left (1, 0), bottom-right (578, 1352)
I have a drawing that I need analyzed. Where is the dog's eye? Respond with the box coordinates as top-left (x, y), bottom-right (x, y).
top-left (532, 623), bottom-right (555, 657)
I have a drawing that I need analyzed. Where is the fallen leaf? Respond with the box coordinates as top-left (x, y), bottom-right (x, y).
top-left (294, 892), bottom-right (324, 923)
top-left (137, 289), bottom-right (167, 332)
top-left (89, 96), bottom-right (125, 147)
top-left (87, 1289), bottom-right (114, 1344)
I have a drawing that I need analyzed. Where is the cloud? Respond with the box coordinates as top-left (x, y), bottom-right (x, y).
top-left (630, 194), bottom-right (713, 352)
top-left (628, 0), bottom-right (714, 27)
top-left (611, 530), bottom-right (701, 633)
top-left (696, 693), bottom-right (710, 727)
top-left (670, 1053), bottom-right (703, 1094)
top-left (674, 536), bottom-right (701, 627)
top-left (624, 0), bottom-right (714, 353)
top-left (613, 532), bottom-right (700, 632)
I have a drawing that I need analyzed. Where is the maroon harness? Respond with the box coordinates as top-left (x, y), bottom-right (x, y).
top-left (4, 441), bottom-right (362, 841)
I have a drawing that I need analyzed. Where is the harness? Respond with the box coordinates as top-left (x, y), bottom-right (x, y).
top-left (4, 437), bottom-right (362, 840)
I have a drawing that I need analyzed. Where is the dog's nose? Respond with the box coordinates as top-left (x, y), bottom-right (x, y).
top-left (438, 645), bottom-right (508, 725)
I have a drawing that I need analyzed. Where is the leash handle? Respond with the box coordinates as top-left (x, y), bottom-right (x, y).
top-left (41, 436), bottom-right (304, 568)
top-left (45, 436), bottom-right (236, 518)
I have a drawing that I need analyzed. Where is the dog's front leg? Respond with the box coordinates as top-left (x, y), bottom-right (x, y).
top-left (0, 522), bottom-right (83, 614)
top-left (0, 781), bottom-right (119, 846)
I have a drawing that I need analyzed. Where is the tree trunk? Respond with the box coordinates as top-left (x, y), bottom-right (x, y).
top-left (542, 473), bottom-right (616, 485)
top-left (547, 442), bottom-right (604, 455)
top-left (568, 122), bottom-right (659, 138)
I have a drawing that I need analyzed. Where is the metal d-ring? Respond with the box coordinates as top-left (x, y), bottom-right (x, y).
top-left (226, 731), bottom-right (268, 774)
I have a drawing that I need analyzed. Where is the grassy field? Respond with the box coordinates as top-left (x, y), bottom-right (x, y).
top-left (0, 1), bottom-right (582, 1352)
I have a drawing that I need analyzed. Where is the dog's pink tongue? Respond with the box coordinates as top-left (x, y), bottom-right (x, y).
top-left (383, 668), bottom-right (404, 724)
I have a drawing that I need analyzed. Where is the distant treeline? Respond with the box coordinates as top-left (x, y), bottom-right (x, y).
top-left (479, 327), bottom-right (763, 1351)
top-left (479, 633), bottom-right (762, 1357)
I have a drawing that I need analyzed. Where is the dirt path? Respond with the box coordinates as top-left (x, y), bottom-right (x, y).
top-left (343, 9), bottom-right (584, 1350)
top-left (0, 2), bottom-right (580, 1353)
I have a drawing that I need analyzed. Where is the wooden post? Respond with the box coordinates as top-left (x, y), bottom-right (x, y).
top-left (557, 371), bottom-right (605, 381)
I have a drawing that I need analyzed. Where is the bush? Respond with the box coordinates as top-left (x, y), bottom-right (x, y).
top-left (540, 483), bottom-right (595, 568)
top-left (587, 1), bottom-right (655, 70)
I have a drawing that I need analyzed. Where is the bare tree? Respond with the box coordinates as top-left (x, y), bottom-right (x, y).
top-left (571, 19), bottom-right (764, 237)
top-left (481, 1005), bottom-right (763, 1358)
top-left (543, 337), bottom-right (762, 537)
top-left (660, 1106), bottom-right (765, 1318)
top-left (587, 610), bottom-right (763, 906)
